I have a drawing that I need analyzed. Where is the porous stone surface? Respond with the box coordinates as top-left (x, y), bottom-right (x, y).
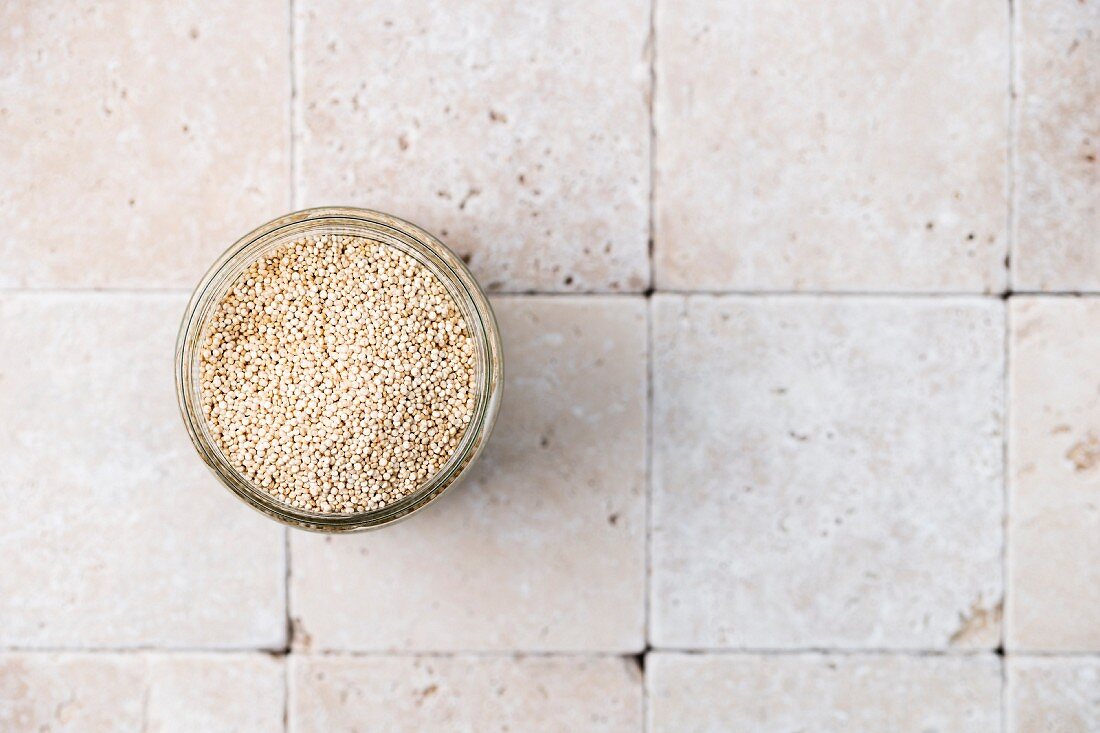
top-left (290, 297), bottom-right (646, 651)
top-left (1013, 0), bottom-right (1100, 291)
top-left (1008, 657), bottom-right (1100, 733)
top-left (295, 0), bottom-right (650, 293)
top-left (654, 0), bottom-right (1008, 292)
top-left (0, 0), bottom-right (289, 288)
top-left (6, 1), bottom-right (1100, 727)
top-left (0, 653), bottom-right (284, 733)
top-left (647, 653), bottom-right (1002, 732)
top-left (1008, 297), bottom-right (1100, 651)
top-left (290, 655), bottom-right (642, 732)
top-left (651, 296), bottom-right (1005, 649)
top-left (0, 294), bottom-right (286, 648)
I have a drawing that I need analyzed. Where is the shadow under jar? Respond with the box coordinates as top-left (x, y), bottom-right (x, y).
top-left (175, 207), bottom-right (503, 532)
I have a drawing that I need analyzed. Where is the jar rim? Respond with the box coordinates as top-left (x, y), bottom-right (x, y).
top-left (174, 207), bottom-right (503, 532)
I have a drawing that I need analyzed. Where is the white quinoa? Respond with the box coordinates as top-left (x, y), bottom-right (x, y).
top-left (199, 234), bottom-right (477, 514)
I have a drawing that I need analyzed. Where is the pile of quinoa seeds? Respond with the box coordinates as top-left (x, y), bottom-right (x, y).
top-left (199, 234), bottom-right (478, 514)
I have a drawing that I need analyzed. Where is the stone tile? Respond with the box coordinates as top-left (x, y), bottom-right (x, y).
top-left (651, 296), bottom-right (1004, 648)
top-left (0, 653), bottom-right (283, 733)
top-left (1008, 298), bottom-right (1100, 651)
top-left (0, 1), bottom-right (289, 288)
top-left (295, 0), bottom-right (649, 293)
top-left (1008, 657), bottom-right (1100, 733)
top-left (0, 295), bottom-right (285, 648)
top-left (1013, 0), bottom-right (1100, 291)
top-left (291, 297), bottom-right (646, 652)
top-left (648, 653), bottom-right (1002, 732)
top-left (290, 655), bottom-right (642, 732)
top-left (654, 0), bottom-right (1009, 292)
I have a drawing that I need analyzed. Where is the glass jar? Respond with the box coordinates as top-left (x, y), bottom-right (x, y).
top-left (175, 207), bottom-right (503, 532)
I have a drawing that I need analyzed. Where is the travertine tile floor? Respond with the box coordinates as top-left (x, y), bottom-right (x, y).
top-left (0, 1), bottom-right (1097, 731)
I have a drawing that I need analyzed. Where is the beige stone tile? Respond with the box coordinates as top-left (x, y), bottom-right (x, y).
top-left (295, 0), bottom-right (649, 293)
top-left (1008, 657), bottom-right (1100, 733)
top-left (290, 655), bottom-right (642, 732)
top-left (0, 294), bottom-right (285, 648)
top-left (1008, 298), bottom-right (1100, 651)
top-left (651, 296), bottom-right (1004, 648)
top-left (0, 1), bottom-right (289, 288)
top-left (1013, 0), bottom-right (1100, 291)
top-left (0, 653), bottom-right (283, 733)
top-left (654, 0), bottom-right (1009, 292)
top-left (290, 297), bottom-right (646, 652)
top-left (648, 653), bottom-right (1002, 732)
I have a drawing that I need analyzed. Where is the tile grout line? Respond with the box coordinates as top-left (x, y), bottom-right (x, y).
top-left (643, 647), bottom-right (1007, 658)
top-left (642, 0), bottom-right (657, 728)
top-left (646, 0), bottom-right (657, 294)
top-left (1001, 295), bottom-right (1012, 733)
top-left (1003, 301), bottom-right (1014, 733)
top-left (289, 0), bottom-right (297, 214)
top-left (643, 648), bottom-right (1100, 659)
top-left (0, 288), bottom-right (193, 295)
top-left (2, 288), bottom-right (1099, 298)
top-left (5, 646), bottom-right (1094, 658)
top-left (283, 526), bottom-right (292, 732)
top-left (1006, 0), bottom-right (1018, 297)
top-left (643, 278), bottom-right (654, 728)
top-left (1002, 2), bottom-right (1017, 731)
top-left (285, 0), bottom-right (297, 730)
